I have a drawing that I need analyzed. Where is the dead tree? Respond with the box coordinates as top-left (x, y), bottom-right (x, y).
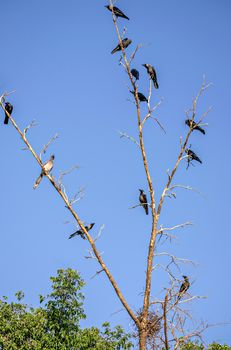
top-left (0, 1), bottom-right (212, 349)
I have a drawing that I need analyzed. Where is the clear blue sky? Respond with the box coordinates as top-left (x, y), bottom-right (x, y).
top-left (0, 0), bottom-right (231, 345)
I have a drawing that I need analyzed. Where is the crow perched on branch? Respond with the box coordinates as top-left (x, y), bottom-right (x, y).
top-left (130, 90), bottom-right (148, 102)
top-left (33, 155), bottom-right (55, 189)
top-left (185, 119), bottom-right (205, 135)
top-left (131, 69), bottom-right (139, 81)
top-left (111, 38), bottom-right (132, 54)
top-left (177, 275), bottom-right (190, 301)
top-left (142, 64), bottom-right (159, 89)
top-left (105, 5), bottom-right (129, 20)
top-left (139, 189), bottom-right (149, 215)
top-left (185, 148), bottom-right (202, 168)
top-left (69, 223), bottom-right (95, 240)
top-left (4, 102), bottom-right (13, 125)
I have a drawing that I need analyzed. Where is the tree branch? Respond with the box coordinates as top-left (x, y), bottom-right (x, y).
top-left (0, 93), bottom-right (140, 329)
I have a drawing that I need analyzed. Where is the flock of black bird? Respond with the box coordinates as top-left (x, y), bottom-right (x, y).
top-left (105, 4), bottom-right (207, 299)
top-left (2, 4), bottom-right (207, 298)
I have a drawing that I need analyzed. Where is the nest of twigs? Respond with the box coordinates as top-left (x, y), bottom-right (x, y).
top-left (136, 309), bottom-right (162, 340)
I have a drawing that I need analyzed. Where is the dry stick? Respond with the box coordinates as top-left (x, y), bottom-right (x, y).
top-left (163, 291), bottom-right (170, 350)
top-left (110, 11), bottom-right (211, 347)
top-left (0, 97), bottom-right (140, 329)
top-left (157, 80), bottom-right (210, 217)
top-left (109, 4), bottom-right (159, 335)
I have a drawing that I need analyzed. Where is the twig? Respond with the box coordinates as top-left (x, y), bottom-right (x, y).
top-left (39, 133), bottom-right (59, 160)
top-left (157, 222), bottom-right (193, 234)
top-left (118, 130), bottom-right (140, 148)
top-left (0, 92), bottom-right (140, 330)
top-left (23, 120), bottom-right (37, 136)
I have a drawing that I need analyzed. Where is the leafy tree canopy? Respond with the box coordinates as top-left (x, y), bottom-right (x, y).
top-left (180, 342), bottom-right (231, 350)
top-left (0, 268), bottom-right (133, 350)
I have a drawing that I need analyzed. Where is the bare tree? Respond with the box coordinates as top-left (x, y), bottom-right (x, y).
top-left (0, 2), bottom-right (212, 349)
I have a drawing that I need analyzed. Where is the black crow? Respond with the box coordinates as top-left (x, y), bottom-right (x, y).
top-left (69, 223), bottom-right (95, 240)
top-left (185, 119), bottom-right (205, 135)
top-left (139, 189), bottom-right (148, 215)
top-left (130, 90), bottom-right (148, 102)
top-left (131, 68), bottom-right (139, 81)
top-left (142, 64), bottom-right (159, 89)
top-left (177, 275), bottom-right (190, 300)
top-left (111, 38), bottom-right (132, 54)
top-left (185, 148), bottom-right (202, 166)
top-left (4, 102), bottom-right (13, 125)
top-left (33, 155), bottom-right (55, 189)
top-left (105, 5), bottom-right (129, 20)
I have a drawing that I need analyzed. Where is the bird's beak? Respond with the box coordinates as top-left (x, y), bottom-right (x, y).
top-left (142, 64), bottom-right (146, 67)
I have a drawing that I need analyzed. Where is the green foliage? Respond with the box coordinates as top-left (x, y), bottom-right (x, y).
top-left (0, 268), bottom-right (133, 350)
top-left (208, 344), bottom-right (231, 350)
top-left (180, 342), bottom-right (231, 350)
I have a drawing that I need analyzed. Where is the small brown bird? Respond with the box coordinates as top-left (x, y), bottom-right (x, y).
top-left (111, 38), bottom-right (132, 54)
top-left (4, 102), bottom-right (13, 125)
top-left (139, 189), bottom-right (148, 215)
top-left (69, 223), bottom-right (95, 240)
top-left (142, 64), bottom-right (159, 89)
top-left (33, 155), bottom-right (55, 189)
top-left (105, 5), bottom-right (129, 20)
top-left (177, 275), bottom-right (190, 300)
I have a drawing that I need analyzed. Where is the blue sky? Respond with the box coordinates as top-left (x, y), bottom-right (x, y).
top-left (0, 0), bottom-right (231, 345)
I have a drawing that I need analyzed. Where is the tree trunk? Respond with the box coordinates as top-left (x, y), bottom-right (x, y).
top-left (139, 329), bottom-right (147, 350)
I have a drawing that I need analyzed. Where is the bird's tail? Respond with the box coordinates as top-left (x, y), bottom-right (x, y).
top-left (145, 205), bottom-right (149, 215)
top-left (4, 114), bottom-right (9, 125)
top-left (124, 15), bottom-right (129, 20)
top-left (153, 80), bottom-right (159, 89)
top-left (33, 173), bottom-right (43, 189)
top-left (111, 46), bottom-right (119, 54)
top-left (195, 157), bottom-right (202, 164)
top-left (198, 126), bottom-right (205, 135)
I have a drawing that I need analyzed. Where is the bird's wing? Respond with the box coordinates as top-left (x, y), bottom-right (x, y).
top-left (69, 231), bottom-right (78, 239)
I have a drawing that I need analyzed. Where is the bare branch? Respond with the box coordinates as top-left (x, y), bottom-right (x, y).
top-left (58, 164), bottom-right (80, 185)
top-left (23, 120), bottom-right (37, 136)
top-left (93, 224), bottom-right (105, 243)
top-left (163, 291), bottom-right (170, 350)
top-left (117, 130), bottom-right (140, 148)
top-left (91, 269), bottom-right (104, 279)
top-left (157, 222), bottom-right (193, 234)
top-left (129, 43), bottom-right (143, 63)
top-left (157, 78), bottom-right (212, 217)
top-left (155, 252), bottom-right (197, 267)
top-left (39, 133), bottom-right (59, 160)
top-left (0, 96), bottom-right (140, 330)
top-left (70, 187), bottom-right (85, 205)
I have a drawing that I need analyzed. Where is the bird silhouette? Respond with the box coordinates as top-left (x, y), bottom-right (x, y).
top-left (142, 64), bottom-right (159, 89)
top-left (4, 102), bottom-right (13, 125)
top-left (33, 155), bottom-right (55, 189)
top-left (185, 119), bottom-right (205, 135)
top-left (131, 68), bottom-right (139, 81)
top-left (139, 189), bottom-right (148, 215)
top-left (111, 38), bottom-right (132, 54)
top-left (69, 223), bottom-right (95, 240)
top-left (105, 5), bottom-right (129, 20)
top-left (130, 90), bottom-right (148, 102)
top-left (177, 275), bottom-right (190, 301)
top-left (185, 148), bottom-right (202, 167)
